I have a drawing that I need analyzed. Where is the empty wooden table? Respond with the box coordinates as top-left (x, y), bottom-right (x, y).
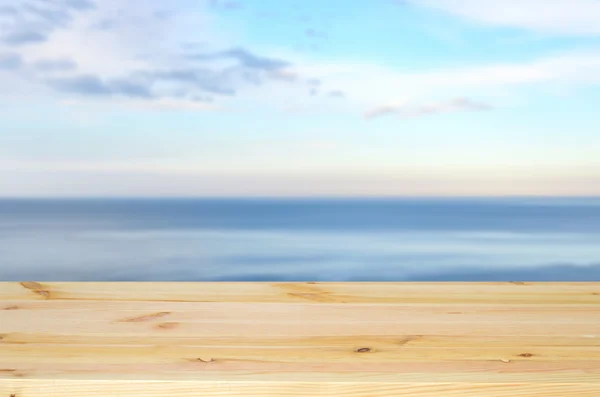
top-left (1, 282), bottom-right (600, 396)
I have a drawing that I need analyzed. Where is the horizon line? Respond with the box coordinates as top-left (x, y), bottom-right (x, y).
top-left (1, 195), bottom-right (600, 200)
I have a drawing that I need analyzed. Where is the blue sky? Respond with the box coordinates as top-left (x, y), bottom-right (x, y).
top-left (1, 0), bottom-right (600, 196)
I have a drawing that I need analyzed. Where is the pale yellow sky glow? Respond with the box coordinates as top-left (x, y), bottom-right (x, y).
top-left (3, 167), bottom-right (600, 197)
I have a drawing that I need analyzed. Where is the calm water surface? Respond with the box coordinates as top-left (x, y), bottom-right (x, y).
top-left (1, 198), bottom-right (599, 281)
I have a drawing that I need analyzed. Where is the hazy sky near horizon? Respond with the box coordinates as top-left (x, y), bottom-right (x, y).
top-left (1, 0), bottom-right (600, 197)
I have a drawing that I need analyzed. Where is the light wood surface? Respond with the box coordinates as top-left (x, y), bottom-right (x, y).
top-left (1, 282), bottom-right (599, 396)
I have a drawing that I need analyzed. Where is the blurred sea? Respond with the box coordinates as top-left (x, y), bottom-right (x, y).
top-left (1, 197), bottom-right (600, 281)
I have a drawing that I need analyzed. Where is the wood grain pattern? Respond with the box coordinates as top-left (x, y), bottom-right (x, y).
top-left (1, 282), bottom-right (599, 396)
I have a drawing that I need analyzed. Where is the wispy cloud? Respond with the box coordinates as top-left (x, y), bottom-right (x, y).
top-left (305, 28), bottom-right (327, 39)
top-left (208, 0), bottom-right (244, 11)
top-left (414, 0), bottom-right (600, 36)
top-left (63, 0), bottom-right (95, 11)
top-left (365, 97), bottom-right (492, 119)
top-left (2, 0), bottom-right (599, 118)
top-left (187, 47), bottom-right (290, 71)
top-left (115, 97), bottom-right (218, 112)
top-left (49, 74), bottom-right (153, 98)
top-left (33, 58), bottom-right (77, 72)
top-left (90, 18), bottom-right (117, 31)
top-left (268, 69), bottom-right (298, 82)
top-left (292, 49), bottom-right (600, 119)
top-left (0, 52), bottom-right (23, 69)
top-left (0, 1), bottom-right (305, 107)
top-left (0, 6), bottom-right (18, 16)
top-left (48, 74), bottom-right (109, 96)
top-left (3, 31), bottom-right (47, 46)
top-left (0, 0), bottom-right (95, 46)
top-left (45, 49), bottom-right (295, 101)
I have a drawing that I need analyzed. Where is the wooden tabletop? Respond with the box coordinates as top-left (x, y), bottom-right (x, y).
top-left (1, 282), bottom-right (599, 396)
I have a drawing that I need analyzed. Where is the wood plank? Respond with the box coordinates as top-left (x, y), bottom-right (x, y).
top-left (1, 282), bottom-right (599, 396)
top-left (3, 380), bottom-right (600, 397)
top-left (2, 281), bottom-right (599, 303)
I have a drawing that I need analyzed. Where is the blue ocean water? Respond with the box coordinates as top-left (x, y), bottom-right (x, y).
top-left (1, 198), bottom-right (599, 281)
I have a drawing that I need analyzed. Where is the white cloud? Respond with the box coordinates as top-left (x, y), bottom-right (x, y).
top-left (0, 0), bottom-right (301, 106)
top-left (119, 98), bottom-right (218, 112)
top-left (414, 0), bottom-right (600, 36)
top-left (292, 49), bottom-right (600, 115)
top-left (9, 0), bottom-right (220, 76)
top-left (365, 97), bottom-right (492, 119)
top-left (2, 0), bottom-right (600, 117)
top-left (59, 97), bottom-right (217, 111)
